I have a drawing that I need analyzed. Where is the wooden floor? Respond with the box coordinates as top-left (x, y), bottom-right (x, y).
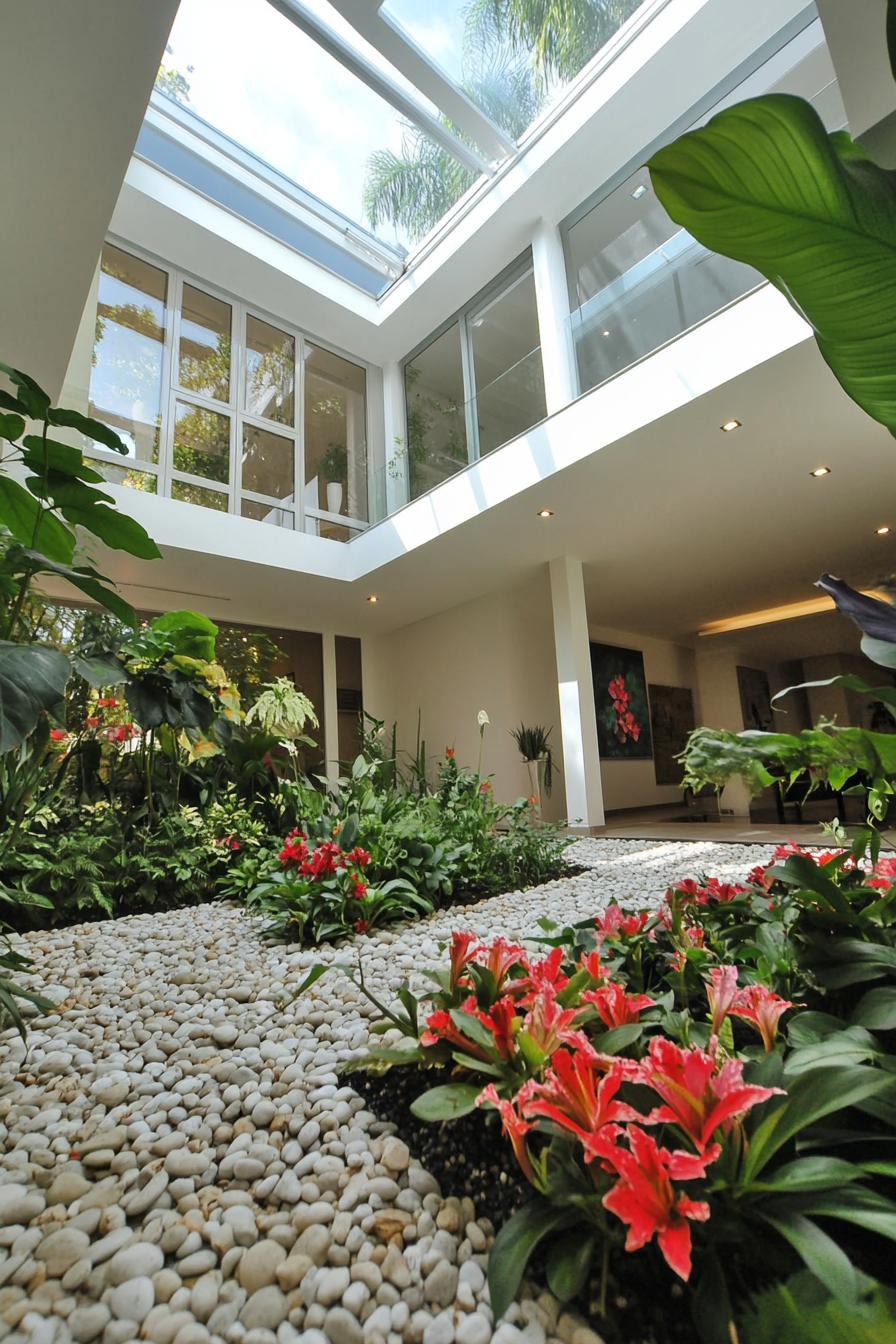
top-left (577, 804), bottom-right (895, 847)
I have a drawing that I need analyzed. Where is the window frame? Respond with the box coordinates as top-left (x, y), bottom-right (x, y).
top-left (87, 235), bottom-right (374, 538)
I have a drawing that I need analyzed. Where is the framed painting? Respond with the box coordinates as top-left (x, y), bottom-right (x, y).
top-left (590, 642), bottom-right (653, 760)
top-left (649, 684), bottom-right (696, 785)
top-left (737, 666), bottom-right (774, 732)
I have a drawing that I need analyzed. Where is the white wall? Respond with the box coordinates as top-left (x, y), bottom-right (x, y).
top-left (363, 570), bottom-right (565, 820)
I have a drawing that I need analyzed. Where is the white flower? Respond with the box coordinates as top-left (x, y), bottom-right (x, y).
top-left (477, 709), bottom-right (490, 728)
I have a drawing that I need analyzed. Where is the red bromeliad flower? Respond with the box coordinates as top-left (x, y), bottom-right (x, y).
top-left (345, 847), bottom-right (371, 867)
top-left (595, 905), bottom-right (650, 941)
top-left (639, 1037), bottom-right (782, 1154)
top-left (728, 984), bottom-right (793, 1051)
top-left (478, 1083), bottom-right (537, 1183)
top-left (520, 989), bottom-right (589, 1058)
top-left (597, 1126), bottom-right (713, 1281)
top-left (50, 729), bottom-right (68, 742)
top-left (280, 835), bottom-right (309, 866)
top-left (522, 1049), bottom-right (640, 1145)
top-left (867, 856), bottom-right (896, 891)
top-left (472, 937), bottom-right (528, 992)
top-left (300, 841), bottom-right (344, 879)
top-left (582, 982), bottom-right (655, 1028)
top-left (421, 995), bottom-right (516, 1060)
top-left (706, 966), bottom-right (740, 1036)
top-left (579, 949), bottom-right (606, 984)
top-left (448, 931), bottom-right (478, 989)
top-left (512, 946), bottom-right (569, 1004)
top-left (354, 919), bottom-right (369, 934)
top-left (351, 877), bottom-right (368, 901)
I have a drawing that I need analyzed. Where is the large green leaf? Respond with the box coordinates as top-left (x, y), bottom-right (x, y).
top-left (487, 1200), bottom-right (578, 1321)
top-left (648, 94), bottom-right (896, 434)
top-left (0, 641), bottom-right (70, 752)
top-left (409, 1083), bottom-right (482, 1121)
top-left (759, 1212), bottom-right (859, 1304)
top-left (0, 362), bottom-right (50, 420)
top-left (0, 479), bottom-right (75, 563)
top-left (150, 610), bottom-right (217, 660)
top-left (47, 406), bottom-right (126, 454)
top-left (12, 549), bottom-right (135, 626)
top-left (545, 1229), bottom-right (596, 1302)
top-left (59, 502), bottom-right (161, 559)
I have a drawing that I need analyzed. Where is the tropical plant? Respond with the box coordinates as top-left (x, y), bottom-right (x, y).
top-left (304, 839), bottom-right (896, 1342)
top-left (321, 441), bottom-right (348, 484)
top-left (0, 362), bottom-right (159, 750)
top-left (465, 0), bottom-right (645, 88)
top-left (511, 722), bottom-right (555, 794)
top-left (245, 676), bottom-right (318, 743)
top-left (647, 4), bottom-right (896, 437)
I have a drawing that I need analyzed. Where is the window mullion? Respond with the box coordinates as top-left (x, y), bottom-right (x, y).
top-left (458, 313), bottom-right (479, 464)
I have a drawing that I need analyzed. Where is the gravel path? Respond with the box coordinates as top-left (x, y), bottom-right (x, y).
top-left (0, 838), bottom-right (774, 1344)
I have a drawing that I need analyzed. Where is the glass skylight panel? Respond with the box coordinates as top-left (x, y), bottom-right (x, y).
top-left (159, 0), bottom-right (467, 250)
top-left (381, 0), bottom-right (647, 142)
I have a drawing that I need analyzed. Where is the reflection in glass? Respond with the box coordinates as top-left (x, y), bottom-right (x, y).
top-left (304, 345), bottom-right (367, 521)
top-left (241, 425), bottom-right (294, 500)
top-left (90, 243), bottom-right (167, 464)
top-left (470, 267), bottom-right (545, 456)
top-left (245, 316), bottom-right (295, 424)
top-left (173, 400), bottom-right (231, 482)
top-left (171, 479), bottom-right (228, 511)
top-left (86, 459), bottom-right (158, 494)
top-left (241, 498), bottom-right (295, 528)
top-left (404, 324), bottom-right (467, 500)
top-left (179, 284), bottom-right (231, 401)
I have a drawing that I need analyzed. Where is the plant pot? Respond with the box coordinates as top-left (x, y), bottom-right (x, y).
top-left (326, 480), bottom-right (344, 515)
top-left (525, 756), bottom-right (548, 822)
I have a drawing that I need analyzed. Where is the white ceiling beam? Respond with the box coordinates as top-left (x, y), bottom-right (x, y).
top-left (265, 0), bottom-right (494, 177)
top-left (327, 0), bottom-right (518, 161)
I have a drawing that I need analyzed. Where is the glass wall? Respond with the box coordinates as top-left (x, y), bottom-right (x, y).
top-left (403, 257), bottom-right (544, 500)
top-left (85, 242), bottom-right (370, 540)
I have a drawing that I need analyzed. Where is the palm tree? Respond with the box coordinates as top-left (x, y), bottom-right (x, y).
top-left (364, 56), bottom-right (542, 242)
top-left (363, 0), bottom-right (643, 241)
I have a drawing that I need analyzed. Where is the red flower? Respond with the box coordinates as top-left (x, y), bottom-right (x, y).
top-left (85, 717), bottom-right (100, 730)
top-left (421, 995), bottom-right (494, 1060)
top-left (50, 729), bottom-right (68, 741)
top-left (354, 919), bottom-right (369, 934)
top-left (445, 747), bottom-right (455, 759)
top-left (96, 697), bottom-right (119, 708)
top-left (473, 937), bottom-right (528, 992)
top-left (638, 1037), bottom-right (783, 1154)
top-left (279, 836), bottom-right (309, 866)
top-left (448, 931), bottom-right (477, 990)
top-left (346, 846), bottom-right (371, 867)
top-left (579, 950), bottom-right (606, 984)
top-left (706, 966), bottom-right (740, 1036)
top-left (523, 1049), bottom-right (639, 1145)
top-left (351, 878), bottom-right (368, 901)
top-left (478, 1084), bottom-right (537, 1184)
top-left (520, 988), bottom-right (588, 1058)
top-left (479, 780), bottom-right (492, 794)
top-left (582, 982), bottom-right (655, 1028)
top-left (512, 946), bottom-right (569, 1004)
top-left (598, 1126), bottom-right (713, 1280)
top-left (595, 905), bottom-right (649, 941)
top-left (867, 856), bottom-right (896, 891)
top-left (728, 984), bottom-right (793, 1052)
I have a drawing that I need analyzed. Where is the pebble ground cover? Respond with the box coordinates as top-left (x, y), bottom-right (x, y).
top-left (0, 838), bottom-right (775, 1344)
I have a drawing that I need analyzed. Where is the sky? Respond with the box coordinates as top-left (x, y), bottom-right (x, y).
top-left (162, 0), bottom-right (443, 248)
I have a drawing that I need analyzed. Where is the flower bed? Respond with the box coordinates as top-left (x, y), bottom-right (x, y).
top-left (306, 840), bottom-right (896, 1343)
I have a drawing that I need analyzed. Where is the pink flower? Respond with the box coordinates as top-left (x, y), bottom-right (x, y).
top-left (478, 1084), bottom-right (536, 1184)
top-left (448, 931), bottom-right (477, 990)
top-left (522, 1049), bottom-right (639, 1145)
top-left (706, 966), bottom-right (740, 1036)
top-left (595, 905), bottom-right (649, 941)
top-left (598, 1126), bottom-right (713, 1281)
top-left (728, 984), bottom-right (793, 1051)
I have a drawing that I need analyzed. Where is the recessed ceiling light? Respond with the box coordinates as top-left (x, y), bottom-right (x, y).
top-left (876, 526), bottom-right (891, 536)
top-left (720, 419), bottom-right (742, 433)
top-left (810, 466), bottom-right (831, 477)
top-left (366, 594), bottom-right (379, 603)
top-left (537, 508), bottom-right (554, 518)
top-left (631, 184), bottom-right (647, 200)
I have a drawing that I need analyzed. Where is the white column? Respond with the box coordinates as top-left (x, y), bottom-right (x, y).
top-left (322, 631), bottom-right (340, 786)
top-left (531, 220), bottom-right (577, 415)
top-left (549, 556), bottom-right (605, 828)
top-left (382, 359), bottom-right (409, 516)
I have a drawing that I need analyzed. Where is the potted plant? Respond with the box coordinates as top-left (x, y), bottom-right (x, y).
top-left (321, 441), bottom-right (347, 514)
top-left (510, 723), bottom-right (555, 819)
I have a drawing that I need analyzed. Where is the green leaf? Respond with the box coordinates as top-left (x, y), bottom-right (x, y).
top-left (0, 641), bottom-right (70, 752)
top-left (592, 1022), bottom-right (644, 1054)
top-left (487, 1200), bottom-right (577, 1321)
top-left (13, 550), bottom-right (135, 626)
top-left (0, 362), bottom-right (50, 420)
top-left (545, 1229), bottom-right (595, 1302)
top-left (748, 1156), bottom-right (864, 1194)
top-left (409, 1082), bottom-right (482, 1122)
top-left (759, 1212), bottom-right (859, 1304)
top-left (21, 436), bottom-right (86, 475)
top-left (449, 1008), bottom-right (501, 1056)
top-left (742, 1065), bottom-right (890, 1184)
top-left (799, 1187), bottom-right (896, 1244)
top-left (59, 502), bottom-right (160, 559)
top-left (648, 95), bottom-right (896, 435)
top-left (851, 987), bottom-right (896, 1031)
top-left (0, 412), bottom-right (25, 441)
top-left (71, 655), bottom-right (127, 689)
top-left (47, 406), bottom-right (127, 453)
top-left (0, 479), bottom-right (76, 564)
top-left (149, 610), bottom-right (218, 660)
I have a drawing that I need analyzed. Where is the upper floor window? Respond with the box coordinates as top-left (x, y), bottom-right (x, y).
top-left (87, 242), bottom-right (369, 540)
top-left (403, 257), bottom-right (546, 500)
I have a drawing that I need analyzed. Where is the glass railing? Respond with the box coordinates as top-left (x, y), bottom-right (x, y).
top-left (568, 233), bottom-right (761, 398)
top-left (364, 346), bottom-right (547, 525)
